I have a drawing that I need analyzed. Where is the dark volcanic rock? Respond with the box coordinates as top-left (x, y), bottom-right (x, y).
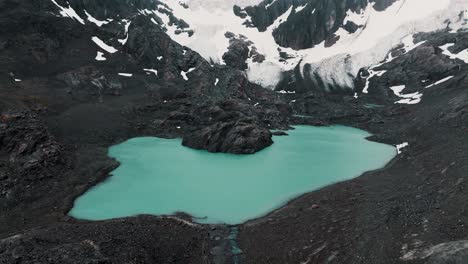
top-left (182, 121), bottom-right (273, 154)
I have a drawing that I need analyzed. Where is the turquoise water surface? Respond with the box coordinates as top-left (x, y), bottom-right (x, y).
top-left (69, 126), bottom-right (396, 224)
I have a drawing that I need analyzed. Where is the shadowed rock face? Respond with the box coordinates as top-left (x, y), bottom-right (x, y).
top-left (237, 0), bottom-right (397, 50)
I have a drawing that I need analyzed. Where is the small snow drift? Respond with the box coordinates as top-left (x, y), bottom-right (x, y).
top-left (92, 37), bottom-right (118, 53)
top-left (181, 68), bottom-right (196, 81)
top-left (118, 73), bottom-right (133, 77)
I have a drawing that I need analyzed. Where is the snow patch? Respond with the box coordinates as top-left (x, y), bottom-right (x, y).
top-left (295, 4), bottom-right (308, 13)
top-left (95, 51), bottom-right (106, 61)
top-left (390, 85), bottom-right (423, 105)
top-left (84, 10), bottom-right (111, 27)
top-left (143, 69), bottom-right (158, 75)
top-left (396, 142), bottom-right (409, 154)
top-left (92, 37), bottom-right (118, 53)
top-left (425, 75), bottom-right (454, 88)
top-left (214, 78), bottom-right (219, 86)
top-left (118, 73), bottom-right (133, 77)
top-left (181, 67), bottom-right (196, 81)
top-left (362, 69), bottom-right (386, 94)
top-left (50, 0), bottom-right (85, 25)
top-left (277, 90), bottom-right (296, 94)
top-left (265, 0), bottom-right (277, 9)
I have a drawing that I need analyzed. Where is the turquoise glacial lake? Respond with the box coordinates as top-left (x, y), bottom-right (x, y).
top-left (69, 126), bottom-right (396, 224)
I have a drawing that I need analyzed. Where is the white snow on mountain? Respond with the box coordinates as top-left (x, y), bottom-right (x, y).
top-left (396, 142), bottom-right (409, 154)
top-left (304, 0), bottom-right (458, 89)
top-left (439, 43), bottom-right (468, 63)
top-left (157, 0), bottom-right (461, 89)
top-left (85, 10), bottom-right (112, 27)
top-left (390, 85), bottom-right (423, 105)
top-left (50, 0), bottom-right (85, 25)
top-left (181, 67), bottom-right (196, 81)
top-left (295, 4), bottom-right (308, 13)
top-left (448, 8), bottom-right (468, 32)
top-left (144, 69), bottom-right (158, 75)
top-left (343, 8), bottom-right (368, 26)
top-left (401, 35), bottom-right (426, 54)
top-left (118, 73), bottom-right (133, 77)
top-left (92, 36), bottom-right (118, 53)
top-left (95, 51), bottom-right (107, 61)
top-left (425, 76), bottom-right (454, 88)
top-left (48, 0), bottom-right (467, 90)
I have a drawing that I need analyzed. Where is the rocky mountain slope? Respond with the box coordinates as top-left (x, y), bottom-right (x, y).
top-left (0, 0), bottom-right (468, 263)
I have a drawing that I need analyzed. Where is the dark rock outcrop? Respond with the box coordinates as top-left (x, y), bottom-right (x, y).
top-left (222, 38), bottom-right (250, 70)
top-left (222, 32), bottom-right (266, 70)
top-left (182, 121), bottom-right (273, 154)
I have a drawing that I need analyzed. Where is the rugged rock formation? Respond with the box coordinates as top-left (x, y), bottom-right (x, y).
top-left (182, 121), bottom-right (273, 154)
